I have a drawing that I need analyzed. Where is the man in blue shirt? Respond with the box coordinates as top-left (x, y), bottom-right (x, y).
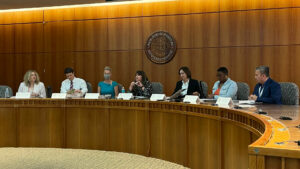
top-left (249, 66), bottom-right (282, 104)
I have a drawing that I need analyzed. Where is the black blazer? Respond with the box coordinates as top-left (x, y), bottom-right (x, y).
top-left (173, 79), bottom-right (204, 98)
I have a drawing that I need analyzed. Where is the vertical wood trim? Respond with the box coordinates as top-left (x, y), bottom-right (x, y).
top-left (257, 155), bottom-right (265, 169)
top-left (249, 155), bottom-right (257, 169)
top-left (281, 157), bottom-right (286, 169)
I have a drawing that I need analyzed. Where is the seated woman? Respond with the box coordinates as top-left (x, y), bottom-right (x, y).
top-left (208, 67), bottom-right (238, 99)
top-left (129, 70), bottom-right (152, 98)
top-left (18, 70), bottom-right (46, 98)
top-left (97, 66), bottom-right (119, 98)
top-left (173, 66), bottom-right (204, 99)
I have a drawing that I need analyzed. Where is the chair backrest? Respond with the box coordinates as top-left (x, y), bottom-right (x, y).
top-left (199, 81), bottom-right (208, 98)
top-left (279, 82), bottom-right (299, 105)
top-left (151, 82), bottom-right (163, 94)
top-left (86, 82), bottom-right (93, 93)
top-left (0, 85), bottom-right (13, 98)
top-left (236, 82), bottom-right (250, 100)
top-left (118, 84), bottom-right (124, 93)
top-left (46, 86), bottom-right (52, 98)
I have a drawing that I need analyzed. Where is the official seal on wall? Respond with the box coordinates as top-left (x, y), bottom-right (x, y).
top-left (145, 31), bottom-right (177, 64)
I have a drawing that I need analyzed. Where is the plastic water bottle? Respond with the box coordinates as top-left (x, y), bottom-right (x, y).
top-left (121, 87), bottom-right (125, 93)
top-left (4, 88), bottom-right (9, 98)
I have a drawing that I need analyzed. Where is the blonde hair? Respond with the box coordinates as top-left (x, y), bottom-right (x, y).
top-left (23, 70), bottom-right (40, 86)
top-left (104, 66), bottom-right (111, 72)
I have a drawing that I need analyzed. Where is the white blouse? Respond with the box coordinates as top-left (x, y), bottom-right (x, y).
top-left (18, 82), bottom-right (46, 98)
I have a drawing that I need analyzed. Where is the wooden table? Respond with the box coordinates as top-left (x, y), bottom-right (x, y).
top-left (0, 99), bottom-right (298, 169)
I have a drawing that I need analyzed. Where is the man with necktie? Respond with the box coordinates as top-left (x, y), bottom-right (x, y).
top-left (60, 67), bottom-right (88, 95)
top-left (249, 66), bottom-right (282, 104)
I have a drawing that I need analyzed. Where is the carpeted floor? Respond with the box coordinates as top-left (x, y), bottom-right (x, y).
top-left (0, 148), bottom-right (188, 169)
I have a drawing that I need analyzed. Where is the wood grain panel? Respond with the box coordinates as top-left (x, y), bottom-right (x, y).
top-left (14, 10), bottom-right (43, 24)
top-left (192, 13), bottom-right (219, 48)
top-left (262, 0), bottom-right (292, 9)
top-left (44, 8), bottom-right (75, 22)
top-left (73, 51), bottom-right (108, 92)
top-left (166, 15), bottom-right (192, 49)
top-left (108, 17), bottom-right (142, 50)
top-left (265, 156), bottom-right (281, 169)
top-left (0, 54), bottom-right (16, 91)
top-left (107, 50), bottom-right (143, 90)
top-left (219, 47), bottom-right (262, 92)
top-left (18, 107), bottom-right (64, 147)
top-left (74, 6), bottom-right (107, 20)
top-left (78, 19), bottom-right (108, 51)
top-left (261, 46), bottom-right (291, 82)
top-left (221, 122), bottom-right (251, 169)
top-left (15, 23), bottom-right (44, 53)
top-left (149, 111), bottom-right (187, 166)
top-left (0, 108), bottom-right (16, 147)
top-left (66, 108), bottom-right (108, 150)
top-left (285, 158), bottom-right (300, 169)
top-left (107, 3), bottom-right (142, 18)
top-left (220, 10), bottom-right (262, 47)
top-left (290, 46), bottom-right (300, 88)
top-left (220, 0), bottom-right (261, 11)
top-left (43, 52), bottom-right (75, 93)
top-left (0, 25), bottom-right (14, 53)
top-left (142, 16), bottom-right (167, 47)
top-left (262, 9), bottom-right (292, 46)
top-left (291, 8), bottom-right (300, 45)
top-left (188, 116), bottom-right (221, 169)
top-left (44, 22), bottom-right (64, 52)
top-left (109, 109), bottom-right (149, 155)
top-left (142, 1), bottom-right (170, 16)
top-left (63, 21), bottom-right (76, 52)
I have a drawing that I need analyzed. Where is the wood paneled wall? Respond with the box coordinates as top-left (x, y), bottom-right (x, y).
top-left (1, 0), bottom-right (300, 95)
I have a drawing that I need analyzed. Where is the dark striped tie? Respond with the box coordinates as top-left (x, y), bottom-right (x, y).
top-left (70, 81), bottom-right (73, 90)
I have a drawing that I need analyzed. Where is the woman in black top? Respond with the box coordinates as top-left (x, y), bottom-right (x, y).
top-left (173, 66), bottom-right (204, 99)
top-left (129, 70), bottom-right (152, 98)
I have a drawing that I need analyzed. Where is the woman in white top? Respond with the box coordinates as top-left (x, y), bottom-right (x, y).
top-left (18, 70), bottom-right (46, 98)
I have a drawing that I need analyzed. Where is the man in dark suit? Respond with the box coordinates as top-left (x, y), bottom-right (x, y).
top-left (173, 66), bottom-right (204, 99)
top-left (249, 66), bottom-right (282, 104)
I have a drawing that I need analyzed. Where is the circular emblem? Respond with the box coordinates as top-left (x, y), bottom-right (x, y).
top-left (145, 31), bottom-right (177, 64)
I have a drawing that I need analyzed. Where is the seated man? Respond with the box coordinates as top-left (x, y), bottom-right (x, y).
top-left (60, 67), bottom-right (88, 95)
top-left (249, 66), bottom-right (282, 104)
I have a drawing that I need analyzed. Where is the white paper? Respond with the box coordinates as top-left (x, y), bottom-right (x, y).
top-left (239, 100), bottom-right (255, 104)
top-left (150, 94), bottom-right (166, 101)
top-left (84, 93), bottom-right (100, 99)
top-left (117, 93), bottom-right (133, 100)
top-left (51, 93), bottom-right (67, 99)
top-left (16, 92), bottom-right (31, 99)
top-left (216, 97), bottom-right (233, 107)
top-left (183, 95), bottom-right (199, 104)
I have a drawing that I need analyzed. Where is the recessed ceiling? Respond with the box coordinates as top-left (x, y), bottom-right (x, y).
top-left (0, 0), bottom-right (136, 10)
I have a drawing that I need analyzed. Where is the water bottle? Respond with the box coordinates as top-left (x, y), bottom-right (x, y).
top-left (121, 87), bottom-right (125, 93)
top-left (4, 88), bottom-right (9, 98)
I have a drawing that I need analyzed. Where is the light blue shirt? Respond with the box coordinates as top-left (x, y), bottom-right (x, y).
top-left (212, 78), bottom-right (237, 99)
top-left (60, 77), bottom-right (88, 94)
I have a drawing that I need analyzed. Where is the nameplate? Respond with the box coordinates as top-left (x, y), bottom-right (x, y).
top-left (216, 97), bottom-right (233, 108)
top-left (183, 95), bottom-right (199, 104)
top-left (150, 94), bottom-right (166, 101)
top-left (117, 93), bottom-right (133, 100)
top-left (51, 93), bottom-right (67, 99)
top-left (85, 93), bottom-right (100, 99)
top-left (16, 92), bottom-right (31, 99)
